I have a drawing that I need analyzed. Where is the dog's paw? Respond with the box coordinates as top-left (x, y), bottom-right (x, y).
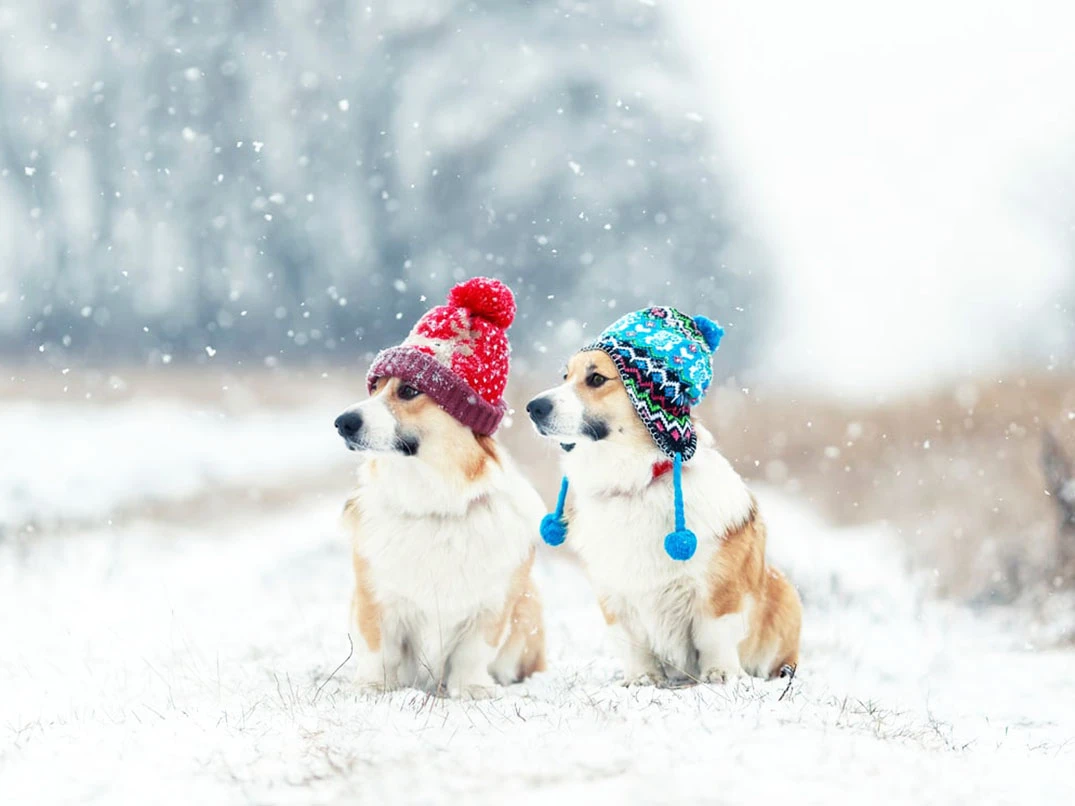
top-left (445, 670), bottom-right (500, 700)
top-left (353, 676), bottom-right (398, 695)
top-left (700, 666), bottom-right (739, 685)
top-left (620, 671), bottom-right (665, 688)
top-left (448, 683), bottom-right (500, 700)
top-left (656, 676), bottom-right (696, 690)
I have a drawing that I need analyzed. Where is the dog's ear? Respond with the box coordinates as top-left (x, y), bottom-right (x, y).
top-left (1042, 428), bottom-right (1075, 573)
top-left (475, 433), bottom-right (500, 464)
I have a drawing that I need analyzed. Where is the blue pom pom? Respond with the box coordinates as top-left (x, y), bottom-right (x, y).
top-left (693, 316), bottom-right (724, 352)
top-left (541, 513), bottom-right (567, 546)
top-left (664, 528), bottom-right (697, 561)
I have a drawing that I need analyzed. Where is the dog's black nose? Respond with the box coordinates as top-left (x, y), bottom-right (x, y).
top-left (526, 396), bottom-right (553, 421)
top-left (335, 411), bottom-right (363, 438)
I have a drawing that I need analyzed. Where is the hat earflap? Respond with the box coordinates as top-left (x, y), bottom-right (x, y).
top-left (540, 476), bottom-right (569, 546)
top-left (663, 452), bottom-right (697, 561)
top-left (540, 459), bottom-right (696, 561)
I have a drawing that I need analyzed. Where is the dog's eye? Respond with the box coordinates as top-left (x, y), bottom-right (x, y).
top-left (398, 384), bottom-right (422, 401)
top-left (586, 373), bottom-right (607, 388)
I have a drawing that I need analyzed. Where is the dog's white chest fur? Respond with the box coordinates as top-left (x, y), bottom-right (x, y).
top-left (358, 486), bottom-right (529, 623)
top-left (566, 443), bottom-right (754, 677)
top-left (351, 453), bottom-right (542, 687)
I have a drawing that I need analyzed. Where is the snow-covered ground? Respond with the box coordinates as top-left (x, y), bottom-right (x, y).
top-left (1, 401), bottom-right (1072, 804)
top-left (0, 400), bottom-right (341, 532)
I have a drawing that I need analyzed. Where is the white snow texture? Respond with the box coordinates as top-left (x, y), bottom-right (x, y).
top-left (1, 407), bottom-right (1072, 805)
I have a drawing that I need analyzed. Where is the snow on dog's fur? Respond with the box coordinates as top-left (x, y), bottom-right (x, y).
top-left (528, 350), bottom-right (800, 685)
top-left (337, 377), bottom-right (546, 697)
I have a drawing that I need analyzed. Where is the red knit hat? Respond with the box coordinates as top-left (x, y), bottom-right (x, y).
top-left (366, 277), bottom-right (516, 435)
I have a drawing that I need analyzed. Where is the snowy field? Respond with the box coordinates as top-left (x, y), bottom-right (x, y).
top-left (0, 399), bottom-right (340, 532)
top-left (1, 404), bottom-right (1072, 805)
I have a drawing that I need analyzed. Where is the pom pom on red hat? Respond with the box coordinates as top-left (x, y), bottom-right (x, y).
top-left (448, 276), bottom-right (516, 329)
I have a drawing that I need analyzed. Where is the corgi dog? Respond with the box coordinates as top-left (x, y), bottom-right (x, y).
top-left (528, 338), bottom-right (800, 687)
top-left (335, 278), bottom-right (546, 697)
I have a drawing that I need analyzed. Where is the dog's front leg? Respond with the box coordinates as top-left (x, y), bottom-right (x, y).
top-left (352, 644), bottom-right (400, 692)
top-left (611, 624), bottom-right (665, 686)
top-left (600, 602), bottom-right (664, 686)
top-left (444, 623), bottom-right (498, 699)
top-left (352, 626), bottom-right (406, 693)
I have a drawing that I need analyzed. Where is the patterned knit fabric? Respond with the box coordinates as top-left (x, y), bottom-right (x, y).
top-left (584, 306), bottom-right (724, 459)
top-left (366, 277), bottom-right (516, 435)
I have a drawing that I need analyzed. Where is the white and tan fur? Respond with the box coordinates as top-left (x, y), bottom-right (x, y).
top-left (338, 378), bottom-right (546, 697)
top-left (529, 351), bottom-right (800, 686)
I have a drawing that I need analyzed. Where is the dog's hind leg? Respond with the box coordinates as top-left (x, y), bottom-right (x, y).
top-left (489, 571), bottom-right (546, 685)
top-left (693, 611), bottom-right (747, 684)
top-left (350, 561), bottom-right (402, 692)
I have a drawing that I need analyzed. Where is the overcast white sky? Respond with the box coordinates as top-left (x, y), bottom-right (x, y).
top-left (672, 0), bottom-right (1075, 397)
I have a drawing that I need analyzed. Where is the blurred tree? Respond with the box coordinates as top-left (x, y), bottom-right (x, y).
top-left (0, 0), bottom-right (765, 370)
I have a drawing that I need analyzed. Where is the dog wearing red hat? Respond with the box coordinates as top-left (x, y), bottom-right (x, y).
top-left (335, 277), bottom-right (546, 697)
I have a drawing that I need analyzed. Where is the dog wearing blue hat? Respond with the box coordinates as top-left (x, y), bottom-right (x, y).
top-left (527, 307), bottom-right (801, 686)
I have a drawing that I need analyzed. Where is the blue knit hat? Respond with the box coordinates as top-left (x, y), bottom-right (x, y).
top-left (541, 306), bottom-right (724, 561)
top-left (586, 306), bottom-right (723, 460)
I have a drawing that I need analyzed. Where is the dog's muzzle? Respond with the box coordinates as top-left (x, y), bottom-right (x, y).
top-left (335, 410), bottom-right (364, 450)
top-left (335, 410), bottom-right (363, 438)
top-left (526, 396), bottom-right (553, 425)
top-left (525, 395), bottom-right (556, 436)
